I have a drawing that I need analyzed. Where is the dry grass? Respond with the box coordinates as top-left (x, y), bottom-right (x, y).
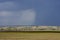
top-left (0, 32), bottom-right (60, 40)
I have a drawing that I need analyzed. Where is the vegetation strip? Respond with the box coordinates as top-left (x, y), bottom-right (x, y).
top-left (0, 31), bottom-right (60, 33)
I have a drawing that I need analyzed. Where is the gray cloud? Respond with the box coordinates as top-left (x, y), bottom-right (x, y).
top-left (0, 1), bottom-right (19, 11)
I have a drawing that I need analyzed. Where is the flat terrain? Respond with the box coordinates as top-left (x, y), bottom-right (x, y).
top-left (0, 32), bottom-right (60, 40)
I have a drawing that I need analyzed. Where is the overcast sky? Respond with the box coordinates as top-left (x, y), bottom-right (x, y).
top-left (0, 0), bottom-right (60, 26)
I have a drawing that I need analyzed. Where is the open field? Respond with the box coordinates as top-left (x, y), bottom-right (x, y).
top-left (0, 32), bottom-right (60, 40)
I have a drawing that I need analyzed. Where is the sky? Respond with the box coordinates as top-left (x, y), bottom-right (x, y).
top-left (0, 0), bottom-right (60, 26)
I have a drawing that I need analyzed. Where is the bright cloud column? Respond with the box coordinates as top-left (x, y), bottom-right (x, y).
top-left (19, 9), bottom-right (36, 25)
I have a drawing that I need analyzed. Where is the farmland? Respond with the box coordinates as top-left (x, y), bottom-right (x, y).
top-left (0, 32), bottom-right (60, 40)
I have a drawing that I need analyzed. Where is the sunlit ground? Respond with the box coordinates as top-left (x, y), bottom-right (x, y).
top-left (0, 32), bottom-right (60, 40)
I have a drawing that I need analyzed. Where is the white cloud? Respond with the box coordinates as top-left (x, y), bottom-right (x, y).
top-left (0, 9), bottom-right (36, 25)
top-left (0, 11), bottom-right (12, 16)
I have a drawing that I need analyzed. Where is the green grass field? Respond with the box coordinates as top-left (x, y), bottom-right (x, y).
top-left (0, 32), bottom-right (60, 40)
